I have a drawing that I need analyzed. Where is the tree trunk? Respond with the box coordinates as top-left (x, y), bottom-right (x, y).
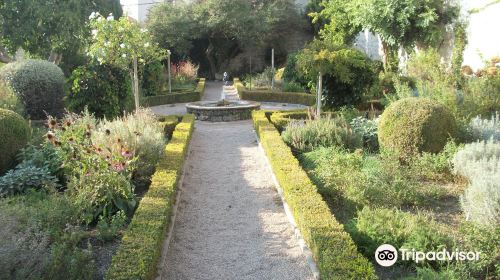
top-left (0, 45), bottom-right (13, 63)
top-left (132, 57), bottom-right (140, 110)
top-left (48, 51), bottom-right (63, 65)
top-left (206, 38), bottom-right (217, 80)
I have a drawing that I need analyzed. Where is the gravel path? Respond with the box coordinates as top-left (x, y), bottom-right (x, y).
top-left (155, 83), bottom-right (314, 280)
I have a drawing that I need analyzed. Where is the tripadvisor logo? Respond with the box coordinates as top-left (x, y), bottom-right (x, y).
top-left (374, 244), bottom-right (481, 267)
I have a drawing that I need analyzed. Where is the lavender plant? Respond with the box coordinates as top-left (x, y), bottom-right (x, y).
top-left (469, 112), bottom-right (500, 142)
top-left (452, 139), bottom-right (500, 178)
top-left (460, 175), bottom-right (500, 228)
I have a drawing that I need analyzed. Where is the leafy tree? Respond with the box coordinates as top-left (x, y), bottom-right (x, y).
top-left (0, 0), bottom-right (122, 64)
top-left (310, 0), bottom-right (361, 45)
top-left (147, 0), bottom-right (304, 78)
top-left (348, 0), bottom-right (459, 71)
top-left (87, 13), bottom-right (166, 110)
top-left (296, 39), bottom-right (377, 108)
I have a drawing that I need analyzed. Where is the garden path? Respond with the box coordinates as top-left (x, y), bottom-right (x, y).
top-left (155, 82), bottom-right (314, 280)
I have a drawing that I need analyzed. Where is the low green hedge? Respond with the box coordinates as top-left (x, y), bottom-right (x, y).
top-left (252, 110), bottom-right (377, 280)
top-left (158, 115), bottom-right (181, 139)
top-left (269, 110), bottom-right (308, 132)
top-left (105, 114), bottom-right (195, 280)
top-left (234, 78), bottom-right (316, 106)
top-left (140, 79), bottom-right (206, 107)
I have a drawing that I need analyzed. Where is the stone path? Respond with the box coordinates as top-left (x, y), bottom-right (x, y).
top-left (155, 82), bottom-right (314, 280)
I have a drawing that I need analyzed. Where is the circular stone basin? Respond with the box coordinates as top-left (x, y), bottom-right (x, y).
top-left (186, 100), bottom-right (261, 122)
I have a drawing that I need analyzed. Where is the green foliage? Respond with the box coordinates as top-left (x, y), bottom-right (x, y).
top-left (0, 59), bottom-right (65, 119)
top-left (68, 62), bottom-right (133, 119)
top-left (301, 147), bottom-right (448, 211)
top-left (282, 117), bottom-right (362, 152)
top-left (140, 78), bottom-right (205, 106)
top-left (349, 207), bottom-right (452, 261)
top-left (296, 39), bottom-right (377, 108)
top-left (464, 68), bottom-right (500, 117)
top-left (105, 115), bottom-right (195, 280)
top-left (282, 52), bottom-right (308, 86)
top-left (0, 80), bottom-right (24, 115)
top-left (141, 60), bottom-right (165, 97)
top-left (92, 109), bottom-right (166, 187)
top-left (379, 97), bottom-right (457, 159)
top-left (403, 267), bottom-right (464, 280)
top-left (310, 0), bottom-right (361, 45)
top-left (0, 191), bottom-right (84, 279)
top-left (19, 142), bottom-right (65, 180)
top-left (0, 108), bottom-right (30, 174)
top-left (146, 3), bottom-right (199, 55)
top-left (0, 0), bottom-right (122, 62)
top-left (350, 116), bottom-right (379, 152)
top-left (282, 81), bottom-right (305, 92)
top-left (452, 139), bottom-right (500, 179)
top-left (96, 210), bottom-right (127, 242)
top-left (469, 113), bottom-right (500, 142)
top-left (0, 164), bottom-right (58, 197)
top-left (240, 89), bottom-right (315, 106)
top-left (269, 110), bottom-right (308, 132)
top-left (460, 175), bottom-right (500, 228)
top-left (252, 111), bottom-right (377, 279)
top-left (451, 21), bottom-right (468, 88)
top-left (455, 223), bottom-right (500, 279)
top-left (349, 0), bottom-right (458, 49)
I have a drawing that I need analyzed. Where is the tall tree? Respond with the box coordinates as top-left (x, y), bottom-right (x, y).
top-left (0, 0), bottom-right (122, 64)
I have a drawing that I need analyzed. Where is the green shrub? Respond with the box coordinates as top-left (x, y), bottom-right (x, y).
top-left (0, 59), bottom-right (65, 119)
top-left (296, 40), bottom-right (377, 108)
top-left (282, 117), bottom-right (362, 152)
top-left (0, 80), bottom-right (24, 115)
top-left (350, 116), bottom-right (379, 151)
top-left (269, 110), bottom-right (308, 132)
top-left (469, 113), bottom-right (500, 142)
top-left (252, 111), bottom-right (376, 279)
top-left (68, 62), bottom-right (133, 119)
top-left (105, 114), bottom-right (195, 280)
top-left (158, 115), bottom-right (180, 139)
top-left (18, 142), bottom-right (65, 180)
top-left (96, 210), bottom-right (127, 242)
top-left (282, 81), bottom-right (305, 92)
top-left (141, 60), bottom-right (166, 97)
top-left (140, 78), bottom-right (205, 106)
top-left (0, 164), bottom-right (59, 197)
top-left (0, 108), bottom-right (31, 174)
top-left (379, 97), bottom-right (457, 159)
top-left (455, 223), bottom-right (500, 279)
top-left (92, 109), bottom-right (166, 187)
top-left (282, 52), bottom-right (308, 87)
top-left (349, 207), bottom-right (452, 262)
top-left (239, 89), bottom-right (315, 106)
top-left (460, 176), bottom-right (500, 228)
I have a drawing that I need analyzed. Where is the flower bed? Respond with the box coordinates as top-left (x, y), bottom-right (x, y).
top-left (252, 110), bottom-right (377, 279)
top-left (140, 78), bottom-right (206, 107)
top-left (105, 114), bottom-right (195, 280)
top-left (234, 78), bottom-right (316, 106)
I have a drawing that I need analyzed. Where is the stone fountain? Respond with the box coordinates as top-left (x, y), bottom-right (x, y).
top-left (186, 73), bottom-right (260, 122)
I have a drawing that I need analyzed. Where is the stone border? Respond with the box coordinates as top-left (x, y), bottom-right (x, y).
top-left (186, 100), bottom-right (261, 122)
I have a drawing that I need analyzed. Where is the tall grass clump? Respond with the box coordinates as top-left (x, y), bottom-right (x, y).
top-left (92, 108), bottom-right (166, 184)
top-left (282, 117), bottom-right (361, 152)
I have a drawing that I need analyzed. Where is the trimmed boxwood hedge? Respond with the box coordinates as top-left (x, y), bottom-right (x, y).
top-left (269, 110), bottom-right (309, 132)
top-left (158, 115), bottom-right (181, 139)
top-left (140, 79), bottom-right (206, 107)
top-left (105, 114), bottom-right (195, 280)
top-left (234, 78), bottom-right (316, 106)
top-left (252, 110), bottom-right (377, 280)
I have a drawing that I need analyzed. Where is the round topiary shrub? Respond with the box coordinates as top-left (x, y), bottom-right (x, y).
top-left (68, 62), bottom-right (133, 119)
top-left (0, 108), bottom-right (31, 174)
top-left (0, 59), bottom-right (65, 119)
top-left (378, 98), bottom-right (457, 159)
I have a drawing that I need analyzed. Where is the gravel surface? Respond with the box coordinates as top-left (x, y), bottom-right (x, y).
top-left (156, 121), bottom-right (313, 280)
